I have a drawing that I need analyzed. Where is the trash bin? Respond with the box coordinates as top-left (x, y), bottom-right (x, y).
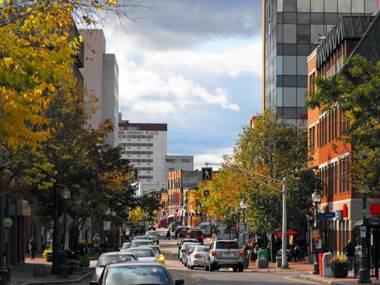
top-left (257, 249), bottom-right (269, 268)
top-left (318, 253), bottom-right (324, 277)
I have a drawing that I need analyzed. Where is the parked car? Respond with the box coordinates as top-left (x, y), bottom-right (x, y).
top-left (94, 252), bottom-right (137, 281)
top-left (145, 230), bottom-right (160, 244)
top-left (130, 239), bottom-right (154, 248)
top-left (90, 263), bottom-right (185, 285)
top-left (187, 245), bottom-right (209, 269)
top-left (176, 226), bottom-right (190, 238)
top-left (205, 240), bottom-right (244, 272)
top-left (120, 242), bottom-right (130, 251)
top-left (133, 235), bottom-right (156, 243)
top-left (181, 244), bottom-right (197, 267)
top-left (149, 246), bottom-right (166, 265)
top-left (125, 247), bottom-right (157, 263)
top-left (177, 239), bottom-right (198, 259)
top-left (187, 229), bottom-right (204, 243)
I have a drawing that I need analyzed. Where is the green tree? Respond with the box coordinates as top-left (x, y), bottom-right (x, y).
top-left (308, 55), bottom-right (380, 194)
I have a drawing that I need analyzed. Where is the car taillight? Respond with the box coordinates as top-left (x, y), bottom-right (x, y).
top-left (211, 250), bottom-right (216, 256)
top-left (240, 250), bottom-right (244, 257)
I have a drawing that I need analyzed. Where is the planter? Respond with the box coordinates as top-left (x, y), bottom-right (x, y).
top-left (331, 262), bottom-right (349, 278)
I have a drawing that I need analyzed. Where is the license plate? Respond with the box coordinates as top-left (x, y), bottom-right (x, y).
top-left (222, 252), bottom-right (234, 257)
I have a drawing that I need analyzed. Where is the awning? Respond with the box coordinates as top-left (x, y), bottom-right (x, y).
top-left (275, 230), bottom-right (299, 238)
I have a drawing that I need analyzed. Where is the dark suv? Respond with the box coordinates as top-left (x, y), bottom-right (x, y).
top-left (187, 229), bottom-right (204, 243)
top-left (205, 240), bottom-right (244, 272)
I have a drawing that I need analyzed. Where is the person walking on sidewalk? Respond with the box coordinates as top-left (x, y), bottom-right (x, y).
top-left (344, 240), bottom-right (355, 270)
top-left (166, 228), bottom-right (171, 240)
top-left (29, 236), bottom-right (37, 259)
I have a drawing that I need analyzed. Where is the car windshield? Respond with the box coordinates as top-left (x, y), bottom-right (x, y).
top-left (216, 241), bottom-right (239, 249)
top-left (151, 247), bottom-right (161, 255)
top-left (131, 240), bottom-right (152, 247)
top-left (105, 265), bottom-right (170, 285)
top-left (97, 254), bottom-right (136, 267)
top-left (195, 246), bottom-right (209, 252)
top-left (129, 248), bottom-right (155, 258)
top-left (187, 245), bottom-right (196, 253)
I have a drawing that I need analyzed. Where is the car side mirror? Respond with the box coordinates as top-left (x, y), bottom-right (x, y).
top-left (175, 279), bottom-right (185, 285)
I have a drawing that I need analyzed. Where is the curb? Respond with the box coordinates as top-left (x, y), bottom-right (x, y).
top-left (23, 269), bottom-right (94, 285)
top-left (298, 273), bottom-right (360, 285)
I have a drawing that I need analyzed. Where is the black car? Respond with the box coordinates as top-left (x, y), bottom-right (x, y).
top-left (90, 262), bottom-right (185, 285)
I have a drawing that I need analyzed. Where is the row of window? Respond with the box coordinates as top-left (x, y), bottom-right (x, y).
top-left (318, 155), bottom-right (351, 197)
top-left (119, 135), bottom-right (154, 139)
top-left (277, 12), bottom-right (359, 25)
top-left (124, 151), bottom-right (153, 155)
top-left (166, 158), bottom-right (192, 163)
top-left (128, 159), bottom-right (153, 163)
top-left (120, 143), bottom-right (154, 147)
top-left (135, 167), bottom-right (154, 171)
top-left (138, 175), bottom-right (154, 180)
top-left (277, 0), bottom-right (377, 14)
top-left (309, 107), bottom-right (350, 148)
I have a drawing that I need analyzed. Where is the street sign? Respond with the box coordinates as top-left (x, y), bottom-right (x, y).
top-left (202, 168), bottom-right (212, 181)
top-left (317, 212), bottom-right (335, 219)
top-left (3, 217), bottom-right (13, 228)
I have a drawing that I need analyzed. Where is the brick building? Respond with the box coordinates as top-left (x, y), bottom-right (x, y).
top-left (307, 13), bottom-right (380, 253)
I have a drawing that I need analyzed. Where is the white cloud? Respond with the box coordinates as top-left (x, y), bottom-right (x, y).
top-left (194, 147), bottom-right (233, 170)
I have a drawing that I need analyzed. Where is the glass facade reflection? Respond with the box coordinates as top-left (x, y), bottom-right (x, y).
top-left (263, 0), bottom-right (378, 127)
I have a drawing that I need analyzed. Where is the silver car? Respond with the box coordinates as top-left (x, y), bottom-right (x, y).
top-left (94, 252), bottom-right (137, 281)
top-left (187, 245), bottom-right (209, 269)
top-left (205, 240), bottom-right (244, 272)
top-left (125, 247), bottom-right (157, 263)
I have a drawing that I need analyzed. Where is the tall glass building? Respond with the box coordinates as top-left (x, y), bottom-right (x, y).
top-left (263, 0), bottom-right (379, 127)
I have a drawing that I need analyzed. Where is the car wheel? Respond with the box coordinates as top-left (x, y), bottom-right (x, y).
top-left (204, 263), bottom-right (209, 271)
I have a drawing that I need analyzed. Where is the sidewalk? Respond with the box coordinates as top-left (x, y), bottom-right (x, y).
top-left (11, 257), bottom-right (93, 285)
top-left (247, 260), bottom-right (380, 284)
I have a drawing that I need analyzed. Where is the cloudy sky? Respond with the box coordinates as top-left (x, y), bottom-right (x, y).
top-left (104, 0), bottom-right (263, 169)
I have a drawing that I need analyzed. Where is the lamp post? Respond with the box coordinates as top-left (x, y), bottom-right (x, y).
top-left (239, 199), bottom-right (248, 247)
top-left (61, 187), bottom-right (71, 250)
top-left (312, 190), bottom-right (321, 275)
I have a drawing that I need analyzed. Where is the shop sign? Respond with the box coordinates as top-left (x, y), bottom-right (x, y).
top-left (3, 217), bottom-right (13, 229)
top-left (317, 212), bottom-right (335, 219)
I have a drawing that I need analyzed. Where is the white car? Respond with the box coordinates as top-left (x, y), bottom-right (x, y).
top-left (125, 247), bottom-right (157, 263)
top-left (146, 230), bottom-right (160, 244)
top-left (187, 245), bottom-right (210, 269)
top-left (94, 252), bottom-right (137, 281)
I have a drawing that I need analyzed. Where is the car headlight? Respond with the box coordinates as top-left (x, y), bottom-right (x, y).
top-left (157, 254), bottom-right (166, 264)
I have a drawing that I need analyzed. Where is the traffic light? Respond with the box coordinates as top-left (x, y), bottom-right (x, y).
top-left (202, 167), bottom-right (212, 181)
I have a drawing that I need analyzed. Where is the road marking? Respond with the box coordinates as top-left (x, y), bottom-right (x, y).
top-left (284, 276), bottom-right (320, 284)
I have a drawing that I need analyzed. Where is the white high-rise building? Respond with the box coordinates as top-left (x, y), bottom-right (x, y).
top-left (119, 117), bottom-right (167, 196)
top-left (80, 29), bottom-right (119, 146)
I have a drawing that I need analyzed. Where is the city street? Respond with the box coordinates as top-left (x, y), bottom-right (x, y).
top-left (79, 229), bottom-right (318, 285)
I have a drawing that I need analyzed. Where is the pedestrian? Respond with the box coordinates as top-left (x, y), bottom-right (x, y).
top-left (29, 236), bottom-right (37, 259)
top-left (166, 228), bottom-right (171, 240)
top-left (344, 240), bottom-right (355, 270)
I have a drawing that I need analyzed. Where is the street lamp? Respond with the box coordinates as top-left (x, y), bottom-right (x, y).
top-left (61, 187), bottom-right (71, 250)
top-left (311, 190), bottom-right (321, 275)
top-left (239, 199), bottom-right (248, 246)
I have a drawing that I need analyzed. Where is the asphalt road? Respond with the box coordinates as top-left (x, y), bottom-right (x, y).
top-left (79, 229), bottom-right (319, 285)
